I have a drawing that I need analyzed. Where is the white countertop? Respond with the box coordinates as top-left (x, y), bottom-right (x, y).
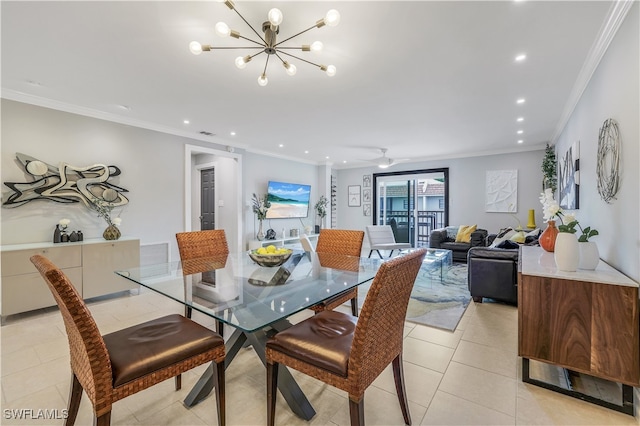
top-left (520, 245), bottom-right (638, 288)
top-left (1, 237), bottom-right (139, 252)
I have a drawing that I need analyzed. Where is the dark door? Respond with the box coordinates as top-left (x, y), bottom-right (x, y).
top-left (200, 168), bottom-right (215, 230)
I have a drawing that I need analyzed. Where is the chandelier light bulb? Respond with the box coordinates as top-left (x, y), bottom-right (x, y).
top-left (258, 74), bottom-right (268, 86)
top-left (235, 56), bottom-right (247, 69)
top-left (215, 22), bottom-right (231, 37)
top-left (284, 62), bottom-right (297, 76)
top-left (325, 65), bottom-right (336, 77)
top-left (324, 9), bottom-right (340, 27)
top-left (310, 41), bottom-right (323, 52)
top-left (189, 41), bottom-right (203, 55)
top-left (268, 8), bottom-right (283, 27)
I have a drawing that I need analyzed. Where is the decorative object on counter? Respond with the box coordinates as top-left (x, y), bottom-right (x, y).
top-left (539, 220), bottom-right (558, 252)
top-left (554, 232), bottom-right (579, 272)
top-left (57, 218), bottom-right (71, 243)
top-left (527, 209), bottom-right (536, 229)
top-left (597, 118), bottom-right (621, 204)
top-left (53, 224), bottom-right (61, 243)
top-left (89, 189), bottom-right (122, 240)
top-left (289, 229), bottom-right (299, 237)
top-left (69, 231), bottom-right (79, 242)
top-left (265, 228), bottom-right (276, 240)
top-left (578, 241), bottom-right (600, 270)
top-left (542, 143), bottom-right (557, 194)
top-left (314, 195), bottom-right (328, 231)
top-left (252, 193), bottom-right (270, 241)
top-left (2, 153), bottom-right (129, 209)
top-left (77, 230), bottom-right (83, 241)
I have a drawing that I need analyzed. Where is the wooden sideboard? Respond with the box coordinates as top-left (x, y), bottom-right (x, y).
top-left (1, 238), bottom-right (140, 318)
top-left (518, 245), bottom-right (639, 414)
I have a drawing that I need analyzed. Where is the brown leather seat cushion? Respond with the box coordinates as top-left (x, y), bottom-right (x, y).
top-left (104, 314), bottom-right (224, 387)
top-left (266, 310), bottom-right (356, 377)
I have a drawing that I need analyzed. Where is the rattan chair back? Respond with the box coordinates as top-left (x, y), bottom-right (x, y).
top-left (176, 229), bottom-right (229, 261)
top-left (349, 248), bottom-right (427, 390)
top-left (316, 229), bottom-right (364, 256)
top-left (30, 254), bottom-right (115, 416)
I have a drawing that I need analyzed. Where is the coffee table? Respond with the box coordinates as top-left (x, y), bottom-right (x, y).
top-left (422, 248), bottom-right (453, 280)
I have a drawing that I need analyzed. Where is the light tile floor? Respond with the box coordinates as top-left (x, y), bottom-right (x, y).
top-left (2, 288), bottom-right (639, 425)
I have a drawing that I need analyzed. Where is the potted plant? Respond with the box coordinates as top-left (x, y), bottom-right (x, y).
top-left (314, 195), bottom-right (328, 234)
top-left (542, 143), bottom-right (557, 194)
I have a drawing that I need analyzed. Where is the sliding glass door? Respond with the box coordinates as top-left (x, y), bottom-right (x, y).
top-left (373, 169), bottom-right (449, 247)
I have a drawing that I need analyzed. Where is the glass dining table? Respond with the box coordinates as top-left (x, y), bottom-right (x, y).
top-left (116, 250), bottom-right (381, 421)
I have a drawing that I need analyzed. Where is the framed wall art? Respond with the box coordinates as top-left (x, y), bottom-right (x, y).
top-left (363, 174), bottom-right (371, 188)
top-left (348, 185), bottom-right (361, 207)
top-left (363, 188), bottom-right (371, 203)
top-left (363, 203), bottom-right (371, 216)
top-left (559, 141), bottom-right (580, 209)
top-left (485, 169), bottom-right (518, 212)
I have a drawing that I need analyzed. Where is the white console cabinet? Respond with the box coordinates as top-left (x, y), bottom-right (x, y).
top-left (1, 237), bottom-right (140, 317)
top-left (248, 234), bottom-right (318, 250)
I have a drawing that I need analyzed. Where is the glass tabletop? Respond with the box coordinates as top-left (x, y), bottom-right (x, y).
top-left (116, 250), bottom-right (381, 333)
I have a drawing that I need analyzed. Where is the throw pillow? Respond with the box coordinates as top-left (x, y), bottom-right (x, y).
top-left (510, 230), bottom-right (526, 243)
top-left (445, 226), bottom-right (459, 241)
top-left (526, 228), bottom-right (540, 237)
top-left (490, 229), bottom-right (517, 247)
top-left (455, 224), bottom-right (477, 243)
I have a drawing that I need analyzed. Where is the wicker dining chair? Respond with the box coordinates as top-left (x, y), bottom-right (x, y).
top-left (266, 248), bottom-right (427, 426)
top-left (176, 229), bottom-right (229, 335)
top-left (30, 254), bottom-right (226, 426)
top-left (310, 229), bottom-right (365, 316)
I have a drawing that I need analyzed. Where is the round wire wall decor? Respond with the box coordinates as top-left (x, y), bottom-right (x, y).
top-left (596, 118), bottom-right (621, 204)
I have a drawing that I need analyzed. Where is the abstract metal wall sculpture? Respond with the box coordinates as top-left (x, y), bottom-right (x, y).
top-left (2, 153), bottom-right (129, 208)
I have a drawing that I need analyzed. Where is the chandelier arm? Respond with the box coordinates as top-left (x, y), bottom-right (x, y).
top-left (236, 35), bottom-right (266, 46)
top-left (278, 50), bottom-right (323, 69)
top-left (207, 46), bottom-right (265, 50)
top-left (262, 55), bottom-right (270, 76)
top-left (274, 24), bottom-right (319, 47)
top-left (231, 8), bottom-right (267, 44)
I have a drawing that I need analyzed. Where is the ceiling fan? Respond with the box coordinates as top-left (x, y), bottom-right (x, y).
top-left (369, 148), bottom-right (408, 168)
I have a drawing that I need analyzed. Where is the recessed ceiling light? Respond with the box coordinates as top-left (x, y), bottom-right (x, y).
top-left (230, 131), bottom-right (236, 136)
top-left (515, 54), bottom-right (527, 62)
top-left (183, 120), bottom-right (190, 124)
top-left (517, 130), bottom-right (524, 134)
top-left (517, 117), bottom-right (524, 122)
top-left (279, 144), bottom-right (284, 148)
top-left (116, 104), bottom-right (131, 111)
top-left (517, 140), bottom-right (524, 144)
top-left (343, 160), bottom-right (347, 164)
top-left (325, 156), bottom-right (330, 159)
top-left (516, 98), bottom-right (526, 104)
top-left (304, 150), bottom-right (309, 154)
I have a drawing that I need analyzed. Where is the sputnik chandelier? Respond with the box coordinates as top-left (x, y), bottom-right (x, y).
top-left (189, 1), bottom-right (340, 86)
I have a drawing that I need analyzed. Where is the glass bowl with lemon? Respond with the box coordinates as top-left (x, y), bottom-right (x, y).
top-left (248, 245), bottom-right (292, 267)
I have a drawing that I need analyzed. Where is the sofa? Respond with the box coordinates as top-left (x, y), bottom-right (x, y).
top-left (467, 246), bottom-right (519, 304)
top-left (429, 226), bottom-right (488, 262)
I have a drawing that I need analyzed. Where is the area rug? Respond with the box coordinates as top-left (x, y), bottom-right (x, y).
top-left (405, 263), bottom-right (470, 331)
top-left (357, 262), bottom-right (471, 331)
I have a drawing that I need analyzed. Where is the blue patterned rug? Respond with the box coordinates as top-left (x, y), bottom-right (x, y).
top-left (405, 263), bottom-right (470, 331)
top-left (357, 263), bottom-right (470, 331)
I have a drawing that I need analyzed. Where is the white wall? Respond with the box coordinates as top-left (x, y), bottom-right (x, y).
top-left (242, 152), bottom-right (320, 246)
top-left (554, 3), bottom-right (639, 280)
top-left (336, 149), bottom-right (545, 239)
top-left (0, 100), bottom-right (237, 260)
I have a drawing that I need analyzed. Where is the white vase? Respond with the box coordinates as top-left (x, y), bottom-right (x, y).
top-left (554, 233), bottom-right (579, 272)
top-left (578, 241), bottom-right (600, 270)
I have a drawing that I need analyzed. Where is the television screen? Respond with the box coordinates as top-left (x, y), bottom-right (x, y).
top-left (265, 181), bottom-right (311, 219)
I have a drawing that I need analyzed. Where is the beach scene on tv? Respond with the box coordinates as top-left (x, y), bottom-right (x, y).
top-left (266, 181), bottom-right (311, 219)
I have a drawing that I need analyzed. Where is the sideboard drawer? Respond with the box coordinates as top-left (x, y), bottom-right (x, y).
top-left (1, 245), bottom-right (82, 277)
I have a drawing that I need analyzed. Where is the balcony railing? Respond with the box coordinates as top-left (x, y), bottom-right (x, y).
top-left (378, 210), bottom-right (446, 247)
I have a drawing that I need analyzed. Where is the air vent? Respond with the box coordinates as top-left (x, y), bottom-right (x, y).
top-left (199, 131), bottom-right (216, 136)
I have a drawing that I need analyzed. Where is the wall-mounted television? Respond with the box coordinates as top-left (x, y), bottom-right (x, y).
top-left (266, 181), bottom-right (311, 219)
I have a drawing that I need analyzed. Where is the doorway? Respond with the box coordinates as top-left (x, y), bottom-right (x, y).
top-left (200, 168), bottom-right (215, 230)
top-left (373, 168), bottom-right (449, 247)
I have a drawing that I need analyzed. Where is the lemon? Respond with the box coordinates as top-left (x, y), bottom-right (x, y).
top-left (266, 245), bottom-right (277, 253)
top-left (256, 247), bottom-right (268, 255)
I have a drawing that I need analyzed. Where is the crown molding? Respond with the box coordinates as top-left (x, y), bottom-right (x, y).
top-left (1, 89), bottom-right (247, 151)
top-left (550, 0), bottom-right (635, 144)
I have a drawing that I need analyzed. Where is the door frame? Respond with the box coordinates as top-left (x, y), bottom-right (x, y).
top-left (373, 168), bottom-right (450, 240)
top-left (184, 144), bottom-right (243, 252)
